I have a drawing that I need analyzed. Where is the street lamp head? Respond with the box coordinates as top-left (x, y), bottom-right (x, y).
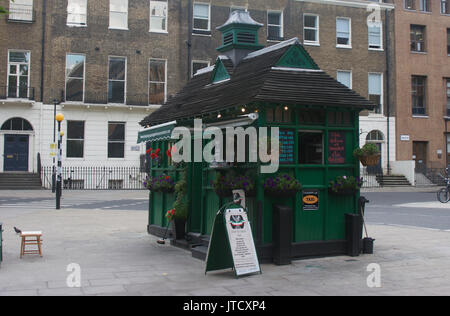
top-left (55, 113), bottom-right (64, 122)
top-left (60, 131), bottom-right (65, 137)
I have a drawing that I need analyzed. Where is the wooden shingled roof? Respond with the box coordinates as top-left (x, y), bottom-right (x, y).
top-left (140, 38), bottom-right (375, 127)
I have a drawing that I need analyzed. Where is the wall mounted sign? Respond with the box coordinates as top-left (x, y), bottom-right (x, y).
top-left (279, 129), bottom-right (295, 164)
top-left (400, 135), bottom-right (410, 141)
top-left (328, 131), bottom-right (346, 164)
top-left (302, 190), bottom-right (319, 211)
top-left (205, 207), bottom-right (261, 277)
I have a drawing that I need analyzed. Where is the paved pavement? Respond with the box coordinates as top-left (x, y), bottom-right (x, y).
top-left (0, 189), bottom-right (449, 296)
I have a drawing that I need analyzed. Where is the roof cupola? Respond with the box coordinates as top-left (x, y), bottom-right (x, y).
top-left (217, 10), bottom-right (264, 65)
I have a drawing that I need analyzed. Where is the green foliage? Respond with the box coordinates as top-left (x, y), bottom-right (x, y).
top-left (353, 143), bottom-right (380, 159)
top-left (172, 173), bottom-right (189, 220)
top-left (263, 173), bottom-right (302, 194)
top-left (145, 174), bottom-right (175, 193)
top-left (329, 176), bottom-right (363, 193)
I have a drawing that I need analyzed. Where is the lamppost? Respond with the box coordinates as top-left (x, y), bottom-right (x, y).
top-left (55, 113), bottom-right (64, 210)
top-left (52, 98), bottom-right (58, 193)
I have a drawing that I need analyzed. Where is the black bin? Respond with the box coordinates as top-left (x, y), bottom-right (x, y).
top-left (273, 205), bottom-right (293, 265)
top-left (363, 237), bottom-right (375, 254)
top-left (345, 213), bottom-right (362, 257)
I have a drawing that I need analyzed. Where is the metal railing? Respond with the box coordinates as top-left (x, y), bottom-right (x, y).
top-left (62, 90), bottom-right (153, 107)
top-left (41, 166), bottom-right (148, 190)
top-left (0, 86), bottom-right (35, 101)
top-left (360, 167), bottom-right (384, 188)
top-left (416, 167), bottom-right (447, 186)
top-left (7, 7), bottom-right (35, 23)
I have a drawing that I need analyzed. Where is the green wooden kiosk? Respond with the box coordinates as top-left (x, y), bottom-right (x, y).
top-left (138, 11), bottom-right (375, 263)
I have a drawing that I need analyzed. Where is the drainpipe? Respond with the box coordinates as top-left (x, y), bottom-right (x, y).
top-left (40, 0), bottom-right (47, 102)
top-left (187, 0), bottom-right (193, 81)
top-left (385, 9), bottom-right (391, 175)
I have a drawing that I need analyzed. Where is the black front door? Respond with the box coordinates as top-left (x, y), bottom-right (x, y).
top-left (4, 134), bottom-right (29, 172)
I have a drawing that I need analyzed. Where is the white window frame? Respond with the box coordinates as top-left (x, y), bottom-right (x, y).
top-left (337, 70), bottom-right (352, 89)
top-left (109, 0), bottom-right (128, 30)
top-left (149, 0), bottom-right (168, 33)
top-left (193, 2), bottom-right (211, 33)
top-left (368, 72), bottom-right (384, 115)
top-left (368, 22), bottom-right (383, 51)
top-left (67, 0), bottom-right (87, 27)
top-left (65, 53), bottom-right (86, 103)
top-left (107, 56), bottom-right (127, 105)
top-left (8, 0), bottom-right (33, 22)
top-left (7, 50), bottom-right (31, 99)
top-left (267, 10), bottom-right (284, 41)
top-left (336, 17), bottom-right (352, 49)
top-left (303, 14), bottom-right (319, 46)
top-left (108, 121), bottom-right (126, 159)
top-left (66, 120), bottom-right (85, 159)
top-left (419, 0), bottom-right (432, 12)
top-left (191, 60), bottom-right (210, 77)
top-left (148, 58), bottom-right (167, 106)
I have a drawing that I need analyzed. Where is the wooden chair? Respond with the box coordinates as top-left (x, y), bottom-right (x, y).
top-left (20, 231), bottom-right (43, 258)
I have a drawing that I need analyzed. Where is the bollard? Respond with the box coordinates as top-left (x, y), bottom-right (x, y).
top-left (273, 205), bottom-right (293, 265)
top-left (345, 213), bottom-right (362, 257)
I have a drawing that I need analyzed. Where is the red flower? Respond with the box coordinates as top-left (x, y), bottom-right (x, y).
top-left (166, 149), bottom-right (172, 157)
top-left (165, 176), bottom-right (170, 180)
top-left (146, 148), bottom-right (152, 154)
top-left (155, 148), bottom-right (161, 154)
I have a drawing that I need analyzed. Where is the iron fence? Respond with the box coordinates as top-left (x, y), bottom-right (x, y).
top-left (360, 167), bottom-right (384, 188)
top-left (41, 166), bottom-right (148, 190)
top-left (415, 168), bottom-right (447, 186)
top-left (0, 86), bottom-right (35, 101)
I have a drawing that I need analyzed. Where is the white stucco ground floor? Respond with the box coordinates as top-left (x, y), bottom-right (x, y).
top-left (0, 100), bottom-right (155, 188)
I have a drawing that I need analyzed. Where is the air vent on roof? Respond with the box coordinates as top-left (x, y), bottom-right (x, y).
top-left (224, 33), bottom-right (234, 46)
top-left (237, 32), bottom-right (256, 44)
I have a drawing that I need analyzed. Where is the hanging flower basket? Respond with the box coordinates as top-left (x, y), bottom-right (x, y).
top-left (359, 154), bottom-right (381, 167)
top-left (353, 143), bottom-right (381, 167)
top-left (263, 174), bottom-right (302, 198)
top-left (329, 176), bottom-right (362, 196)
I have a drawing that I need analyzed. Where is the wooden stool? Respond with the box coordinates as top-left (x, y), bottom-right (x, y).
top-left (20, 231), bottom-right (43, 258)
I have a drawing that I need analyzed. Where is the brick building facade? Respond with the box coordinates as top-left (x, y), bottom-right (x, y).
top-left (393, 0), bottom-right (450, 172)
top-left (0, 0), bottom-right (395, 186)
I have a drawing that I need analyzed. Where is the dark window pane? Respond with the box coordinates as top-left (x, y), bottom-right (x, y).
top-left (298, 110), bottom-right (326, 125)
top-left (149, 60), bottom-right (165, 82)
top-left (1, 120), bottom-right (11, 130)
top-left (66, 78), bottom-right (84, 102)
top-left (268, 12), bottom-right (281, 25)
top-left (23, 120), bottom-right (32, 130)
top-left (193, 18), bottom-right (208, 30)
top-left (108, 81), bottom-right (125, 103)
top-left (12, 118), bottom-right (23, 130)
top-left (67, 121), bottom-right (85, 139)
top-left (108, 123), bottom-right (125, 141)
top-left (149, 82), bottom-right (165, 104)
top-left (298, 132), bottom-right (323, 165)
top-left (305, 29), bottom-right (317, 42)
top-left (108, 142), bottom-right (125, 158)
top-left (304, 15), bottom-right (316, 28)
top-left (109, 58), bottom-right (126, 80)
top-left (67, 140), bottom-right (84, 158)
top-left (9, 51), bottom-right (29, 63)
top-left (8, 76), bottom-right (17, 97)
top-left (268, 26), bottom-right (281, 39)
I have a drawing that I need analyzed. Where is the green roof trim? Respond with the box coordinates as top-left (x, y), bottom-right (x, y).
top-left (211, 59), bottom-right (231, 84)
top-left (276, 45), bottom-right (320, 70)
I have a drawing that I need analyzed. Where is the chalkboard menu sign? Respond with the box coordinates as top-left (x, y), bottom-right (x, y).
top-left (328, 131), bottom-right (346, 164)
top-left (279, 129), bottom-right (295, 164)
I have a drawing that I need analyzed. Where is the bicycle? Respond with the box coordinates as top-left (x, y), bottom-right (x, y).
top-left (437, 168), bottom-right (450, 203)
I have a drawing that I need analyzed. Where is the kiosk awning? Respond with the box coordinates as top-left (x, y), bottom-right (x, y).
top-left (137, 121), bottom-right (176, 143)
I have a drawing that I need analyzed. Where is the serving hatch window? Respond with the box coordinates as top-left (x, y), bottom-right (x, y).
top-left (298, 131), bottom-right (323, 165)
